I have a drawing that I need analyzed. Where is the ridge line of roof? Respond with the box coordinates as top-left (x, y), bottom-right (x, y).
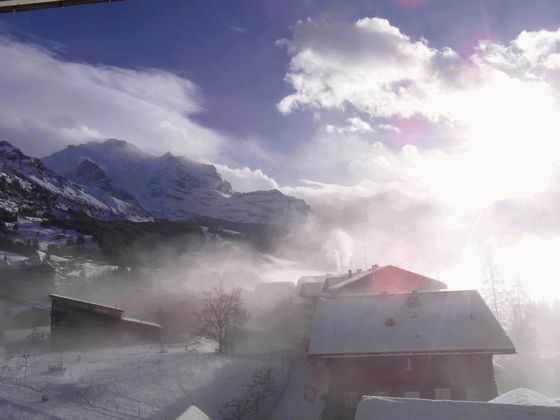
top-left (308, 347), bottom-right (517, 358)
top-left (49, 294), bottom-right (124, 312)
top-left (317, 289), bottom-right (479, 300)
top-left (327, 265), bottom-right (446, 292)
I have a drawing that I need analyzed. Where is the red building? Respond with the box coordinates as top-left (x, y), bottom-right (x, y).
top-left (307, 290), bottom-right (515, 420)
top-left (50, 294), bottom-right (162, 348)
top-left (324, 265), bottom-right (447, 296)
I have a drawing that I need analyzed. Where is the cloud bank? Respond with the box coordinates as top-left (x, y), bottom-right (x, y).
top-left (276, 18), bottom-right (560, 298)
top-left (0, 35), bottom-right (224, 159)
top-left (5, 19), bottom-right (560, 299)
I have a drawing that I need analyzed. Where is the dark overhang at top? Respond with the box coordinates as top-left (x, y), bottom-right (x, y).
top-left (0, 0), bottom-right (125, 13)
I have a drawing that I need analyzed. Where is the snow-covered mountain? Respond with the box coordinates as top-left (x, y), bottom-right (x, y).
top-left (42, 139), bottom-right (309, 225)
top-left (0, 141), bottom-right (151, 221)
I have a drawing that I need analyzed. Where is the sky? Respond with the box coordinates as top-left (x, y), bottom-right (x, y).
top-left (3, 0), bottom-right (560, 299)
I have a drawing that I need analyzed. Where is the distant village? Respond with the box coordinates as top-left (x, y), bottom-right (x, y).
top-left (2, 249), bottom-right (558, 419)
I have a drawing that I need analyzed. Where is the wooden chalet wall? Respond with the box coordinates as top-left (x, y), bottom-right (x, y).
top-left (50, 296), bottom-right (123, 348)
top-left (321, 354), bottom-right (498, 420)
top-left (50, 295), bottom-right (161, 348)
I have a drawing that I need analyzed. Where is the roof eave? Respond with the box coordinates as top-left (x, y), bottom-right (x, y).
top-left (308, 348), bottom-right (517, 359)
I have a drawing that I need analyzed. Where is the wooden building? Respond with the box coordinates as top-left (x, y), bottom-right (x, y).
top-left (307, 290), bottom-right (515, 420)
top-left (49, 294), bottom-right (161, 348)
top-left (324, 265), bottom-right (447, 296)
top-left (297, 265), bottom-right (447, 337)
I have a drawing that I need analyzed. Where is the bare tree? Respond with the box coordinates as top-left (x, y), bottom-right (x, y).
top-left (243, 366), bottom-right (278, 414)
top-left (193, 284), bottom-right (248, 354)
top-left (508, 278), bottom-right (535, 354)
top-left (481, 253), bottom-right (511, 324)
top-left (481, 253), bottom-right (535, 353)
top-left (219, 396), bottom-right (257, 420)
top-left (219, 365), bottom-right (278, 420)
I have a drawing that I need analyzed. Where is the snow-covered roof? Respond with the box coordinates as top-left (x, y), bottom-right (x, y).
top-left (491, 388), bottom-right (560, 407)
top-left (308, 290), bottom-right (515, 357)
top-left (300, 281), bottom-right (327, 298)
top-left (121, 317), bottom-right (162, 330)
top-left (176, 405), bottom-right (210, 420)
top-left (354, 396), bottom-right (560, 420)
top-left (327, 270), bottom-right (372, 291)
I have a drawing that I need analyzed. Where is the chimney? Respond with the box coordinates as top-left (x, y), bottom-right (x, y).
top-left (348, 269), bottom-right (352, 277)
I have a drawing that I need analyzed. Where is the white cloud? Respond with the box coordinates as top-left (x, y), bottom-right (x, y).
top-left (277, 17), bottom-right (459, 120)
top-left (0, 36), bottom-right (224, 159)
top-left (279, 17), bottom-right (560, 207)
top-left (325, 117), bottom-right (402, 135)
top-left (276, 18), bottom-right (560, 299)
top-left (215, 164), bottom-right (279, 192)
top-left (325, 117), bottom-right (373, 134)
top-left (228, 25), bottom-right (247, 34)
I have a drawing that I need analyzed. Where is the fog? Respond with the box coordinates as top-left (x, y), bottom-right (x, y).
top-left (3, 2), bottom-right (560, 418)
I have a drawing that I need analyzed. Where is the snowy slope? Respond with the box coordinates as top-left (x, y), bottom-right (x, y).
top-left (0, 343), bottom-right (277, 420)
top-left (43, 139), bottom-right (310, 225)
top-left (0, 141), bottom-right (151, 221)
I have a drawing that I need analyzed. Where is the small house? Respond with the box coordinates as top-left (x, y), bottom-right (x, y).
top-left (307, 290), bottom-right (515, 420)
top-left (49, 294), bottom-right (162, 348)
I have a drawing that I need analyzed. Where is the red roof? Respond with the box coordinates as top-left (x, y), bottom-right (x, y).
top-left (327, 265), bottom-right (446, 295)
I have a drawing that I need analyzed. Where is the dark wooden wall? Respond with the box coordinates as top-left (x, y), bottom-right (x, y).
top-left (321, 354), bottom-right (497, 420)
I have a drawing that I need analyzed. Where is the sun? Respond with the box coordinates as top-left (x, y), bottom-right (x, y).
top-left (414, 68), bottom-right (560, 211)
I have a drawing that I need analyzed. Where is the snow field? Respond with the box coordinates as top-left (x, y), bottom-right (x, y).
top-left (0, 343), bottom-right (277, 419)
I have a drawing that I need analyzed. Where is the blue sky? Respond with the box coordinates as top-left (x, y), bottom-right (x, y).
top-left (5, 0), bottom-right (560, 295)
top-left (5, 0), bottom-right (560, 162)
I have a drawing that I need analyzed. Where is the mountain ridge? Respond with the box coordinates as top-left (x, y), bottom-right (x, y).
top-left (0, 140), bottom-right (152, 221)
top-left (37, 139), bottom-right (309, 225)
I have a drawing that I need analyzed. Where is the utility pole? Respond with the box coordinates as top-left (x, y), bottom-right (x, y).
top-left (22, 353), bottom-right (30, 385)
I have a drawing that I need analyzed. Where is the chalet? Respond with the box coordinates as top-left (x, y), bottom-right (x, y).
top-left (298, 265), bottom-right (446, 303)
top-left (297, 265), bottom-right (447, 336)
top-left (323, 265), bottom-right (447, 296)
top-left (307, 290), bottom-right (515, 420)
top-left (49, 294), bottom-right (162, 348)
